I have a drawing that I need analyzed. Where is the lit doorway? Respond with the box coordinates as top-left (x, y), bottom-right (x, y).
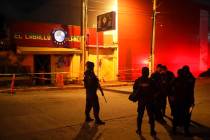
top-left (34, 55), bottom-right (51, 85)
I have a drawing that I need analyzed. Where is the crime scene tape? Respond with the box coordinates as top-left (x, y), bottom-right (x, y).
top-left (0, 72), bottom-right (81, 93)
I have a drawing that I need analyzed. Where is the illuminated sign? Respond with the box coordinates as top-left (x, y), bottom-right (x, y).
top-left (10, 22), bottom-right (82, 49)
top-left (14, 33), bottom-right (80, 42)
top-left (52, 29), bottom-right (67, 45)
top-left (66, 36), bottom-right (80, 42)
top-left (97, 11), bottom-right (116, 32)
top-left (14, 33), bottom-right (51, 40)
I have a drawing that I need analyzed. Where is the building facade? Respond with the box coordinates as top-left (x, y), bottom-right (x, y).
top-left (118, 0), bottom-right (210, 80)
top-left (5, 21), bottom-right (118, 85)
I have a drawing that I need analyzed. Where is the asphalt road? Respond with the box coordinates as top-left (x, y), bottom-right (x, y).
top-left (0, 78), bottom-right (210, 140)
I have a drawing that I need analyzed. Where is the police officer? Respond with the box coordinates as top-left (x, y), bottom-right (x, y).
top-left (182, 65), bottom-right (195, 135)
top-left (151, 64), bottom-right (166, 124)
top-left (159, 65), bottom-right (175, 117)
top-left (182, 65), bottom-right (195, 103)
top-left (84, 61), bottom-right (105, 125)
top-left (172, 66), bottom-right (195, 136)
top-left (134, 67), bottom-right (156, 136)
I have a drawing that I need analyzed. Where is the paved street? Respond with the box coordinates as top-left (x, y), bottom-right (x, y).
top-left (0, 78), bottom-right (210, 140)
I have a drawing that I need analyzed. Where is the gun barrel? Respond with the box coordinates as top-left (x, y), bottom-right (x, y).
top-left (103, 96), bottom-right (107, 103)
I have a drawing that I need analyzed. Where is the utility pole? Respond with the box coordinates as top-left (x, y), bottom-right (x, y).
top-left (96, 32), bottom-right (99, 77)
top-left (81, 0), bottom-right (88, 78)
top-left (150, 0), bottom-right (157, 74)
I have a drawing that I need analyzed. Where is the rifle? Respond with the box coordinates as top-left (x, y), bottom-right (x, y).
top-left (98, 83), bottom-right (107, 103)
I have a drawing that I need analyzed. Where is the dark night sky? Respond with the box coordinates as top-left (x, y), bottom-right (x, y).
top-left (0, 0), bottom-right (210, 26)
top-left (0, 0), bottom-right (82, 25)
top-left (0, 0), bottom-right (115, 27)
top-left (194, 0), bottom-right (210, 7)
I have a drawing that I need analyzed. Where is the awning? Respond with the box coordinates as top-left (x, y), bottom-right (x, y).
top-left (87, 45), bottom-right (118, 48)
top-left (17, 46), bottom-right (82, 54)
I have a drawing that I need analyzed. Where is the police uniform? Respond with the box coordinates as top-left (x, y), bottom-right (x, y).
top-left (151, 71), bottom-right (166, 124)
top-left (172, 68), bottom-right (195, 135)
top-left (159, 70), bottom-right (175, 117)
top-left (84, 61), bottom-right (105, 125)
top-left (134, 67), bottom-right (156, 136)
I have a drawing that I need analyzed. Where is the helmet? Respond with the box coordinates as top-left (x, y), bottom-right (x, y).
top-left (86, 61), bottom-right (94, 70)
top-left (142, 67), bottom-right (149, 76)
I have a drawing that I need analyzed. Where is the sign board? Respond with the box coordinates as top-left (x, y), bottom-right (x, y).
top-left (97, 11), bottom-right (116, 32)
top-left (10, 22), bottom-right (81, 49)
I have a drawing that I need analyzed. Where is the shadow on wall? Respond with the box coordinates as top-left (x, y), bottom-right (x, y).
top-left (124, 47), bottom-right (132, 81)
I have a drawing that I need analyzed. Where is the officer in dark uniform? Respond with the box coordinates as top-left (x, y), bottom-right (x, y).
top-left (172, 66), bottom-right (195, 136)
top-left (151, 64), bottom-right (166, 124)
top-left (159, 65), bottom-right (175, 117)
top-left (182, 65), bottom-right (195, 135)
top-left (84, 61), bottom-right (105, 125)
top-left (182, 65), bottom-right (195, 104)
top-left (134, 67), bottom-right (156, 136)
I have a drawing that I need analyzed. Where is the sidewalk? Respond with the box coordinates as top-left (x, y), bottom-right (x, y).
top-left (0, 81), bottom-right (133, 93)
top-left (1, 78), bottom-right (209, 94)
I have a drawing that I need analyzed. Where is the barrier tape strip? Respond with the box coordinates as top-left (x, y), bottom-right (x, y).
top-left (0, 72), bottom-right (79, 80)
top-left (0, 72), bottom-right (73, 76)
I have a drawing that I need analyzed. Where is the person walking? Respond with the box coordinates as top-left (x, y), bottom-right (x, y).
top-left (133, 67), bottom-right (156, 136)
top-left (83, 61), bottom-right (105, 125)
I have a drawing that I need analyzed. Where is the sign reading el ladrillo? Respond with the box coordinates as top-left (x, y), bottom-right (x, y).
top-left (14, 33), bottom-right (81, 42)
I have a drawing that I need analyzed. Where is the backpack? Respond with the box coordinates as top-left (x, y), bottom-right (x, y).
top-left (129, 77), bottom-right (151, 102)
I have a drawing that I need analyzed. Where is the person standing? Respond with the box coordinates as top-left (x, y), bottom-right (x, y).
top-left (172, 66), bottom-right (195, 136)
top-left (84, 61), bottom-right (105, 125)
top-left (134, 67), bottom-right (156, 136)
top-left (159, 65), bottom-right (175, 117)
top-left (151, 64), bottom-right (166, 124)
top-left (182, 65), bottom-right (195, 135)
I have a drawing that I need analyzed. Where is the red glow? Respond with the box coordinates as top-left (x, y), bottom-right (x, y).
top-left (118, 0), bottom-right (208, 80)
top-left (118, 0), bottom-right (152, 80)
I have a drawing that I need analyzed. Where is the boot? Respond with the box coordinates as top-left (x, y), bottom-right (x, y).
top-left (94, 113), bottom-right (105, 125)
top-left (136, 123), bottom-right (142, 135)
top-left (136, 129), bottom-right (142, 135)
top-left (95, 119), bottom-right (105, 125)
top-left (85, 115), bottom-right (94, 122)
top-left (150, 130), bottom-right (156, 137)
top-left (150, 123), bottom-right (156, 137)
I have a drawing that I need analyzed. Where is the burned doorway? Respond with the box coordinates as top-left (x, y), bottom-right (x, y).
top-left (34, 55), bottom-right (51, 85)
